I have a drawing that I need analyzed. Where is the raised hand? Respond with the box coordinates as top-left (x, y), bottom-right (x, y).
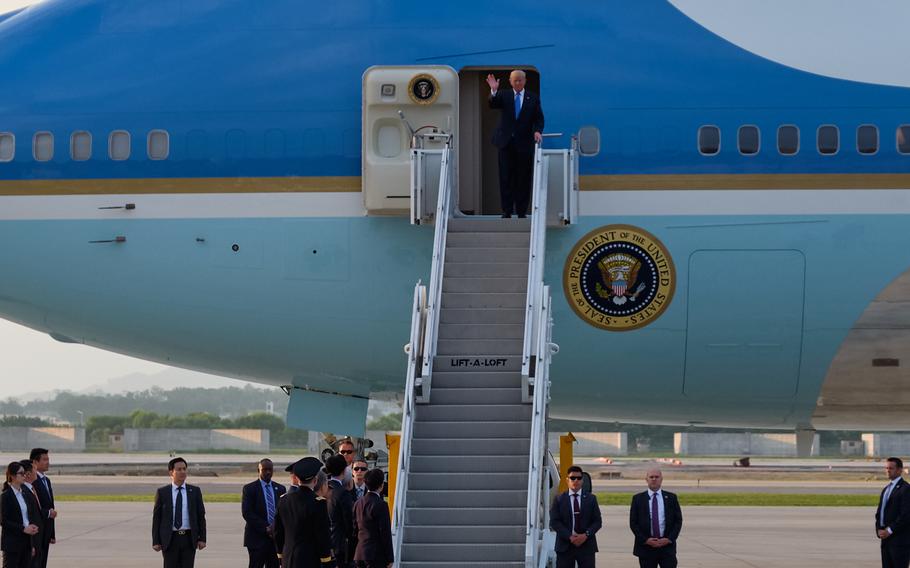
top-left (486, 73), bottom-right (500, 91)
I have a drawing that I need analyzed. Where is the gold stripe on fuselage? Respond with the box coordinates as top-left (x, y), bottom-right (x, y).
top-left (0, 173), bottom-right (909, 196)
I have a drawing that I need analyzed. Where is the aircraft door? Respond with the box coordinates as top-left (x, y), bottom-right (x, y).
top-left (362, 66), bottom-right (458, 217)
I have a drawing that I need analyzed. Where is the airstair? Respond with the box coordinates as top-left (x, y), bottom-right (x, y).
top-left (393, 134), bottom-right (577, 567)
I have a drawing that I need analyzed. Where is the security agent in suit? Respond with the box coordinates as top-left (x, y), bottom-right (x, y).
top-left (325, 455), bottom-right (355, 567)
top-left (876, 457), bottom-right (910, 568)
top-left (352, 468), bottom-right (393, 568)
top-left (243, 459), bottom-right (287, 568)
top-left (18, 461), bottom-right (45, 568)
top-left (486, 69), bottom-right (545, 218)
top-left (152, 457), bottom-right (207, 568)
top-left (274, 457), bottom-right (336, 568)
top-left (28, 449), bottom-right (54, 568)
top-left (2, 461), bottom-right (40, 568)
top-left (630, 468), bottom-right (683, 568)
top-left (550, 465), bottom-right (602, 568)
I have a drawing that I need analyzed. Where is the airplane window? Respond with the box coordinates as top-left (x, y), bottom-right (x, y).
top-left (698, 126), bottom-right (720, 155)
top-left (148, 130), bottom-right (169, 160)
top-left (777, 125), bottom-right (799, 155)
top-left (33, 132), bottom-right (53, 162)
top-left (109, 130), bottom-right (130, 161)
top-left (857, 125), bottom-right (878, 155)
top-left (817, 125), bottom-right (839, 155)
top-left (0, 133), bottom-right (13, 162)
top-left (897, 126), bottom-right (910, 154)
top-left (71, 131), bottom-right (92, 161)
top-left (738, 125), bottom-right (760, 155)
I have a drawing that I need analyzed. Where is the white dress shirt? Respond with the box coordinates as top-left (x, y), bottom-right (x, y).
top-left (171, 483), bottom-right (191, 530)
top-left (882, 478), bottom-right (901, 530)
top-left (489, 88), bottom-right (525, 111)
top-left (648, 488), bottom-right (666, 537)
top-left (11, 486), bottom-right (29, 526)
top-left (569, 490), bottom-right (583, 534)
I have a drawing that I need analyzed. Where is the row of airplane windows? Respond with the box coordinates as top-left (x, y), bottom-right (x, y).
top-left (0, 130), bottom-right (170, 162)
top-left (4, 125), bottom-right (910, 163)
top-left (699, 124), bottom-right (910, 156)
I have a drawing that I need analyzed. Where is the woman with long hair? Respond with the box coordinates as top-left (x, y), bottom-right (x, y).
top-left (1, 462), bottom-right (38, 568)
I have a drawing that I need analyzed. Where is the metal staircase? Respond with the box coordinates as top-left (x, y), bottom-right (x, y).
top-left (394, 138), bottom-right (572, 568)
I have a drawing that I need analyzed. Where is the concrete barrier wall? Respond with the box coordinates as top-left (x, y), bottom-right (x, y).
top-left (674, 432), bottom-right (819, 456)
top-left (548, 432), bottom-right (628, 456)
top-left (122, 429), bottom-right (269, 452)
top-left (0, 427), bottom-right (85, 451)
top-left (862, 434), bottom-right (910, 458)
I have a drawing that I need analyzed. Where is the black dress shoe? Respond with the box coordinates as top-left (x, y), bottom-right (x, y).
top-left (501, 214), bottom-right (512, 218)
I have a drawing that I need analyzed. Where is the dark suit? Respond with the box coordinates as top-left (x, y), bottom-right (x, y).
top-left (630, 490), bottom-right (683, 568)
top-left (489, 87), bottom-right (545, 216)
top-left (877, 478), bottom-right (910, 568)
top-left (31, 475), bottom-right (52, 568)
top-left (326, 479), bottom-right (355, 567)
top-left (274, 486), bottom-right (335, 568)
top-left (21, 486), bottom-right (44, 568)
top-left (1, 487), bottom-right (39, 568)
top-left (152, 484), bottom-right (207, 568)
top-left (352, 492), bottom-right (392, 568)
top-left (242, 479), bottom-right (286, 568)
top-left (550, 491), bottom-right (602, 568)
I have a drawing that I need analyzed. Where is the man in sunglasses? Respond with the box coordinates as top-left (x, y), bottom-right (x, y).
top-left (350, 459), bottom-right (369, 502)
top-left (629, 468), bottom-right (682, 568)
top-left (550, 465), bottom-right (602, 567)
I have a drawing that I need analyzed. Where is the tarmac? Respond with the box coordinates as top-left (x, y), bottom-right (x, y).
top-left (48, 503), bottom-right (878, 567)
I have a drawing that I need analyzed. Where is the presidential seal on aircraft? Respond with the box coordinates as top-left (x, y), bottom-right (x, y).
top-left (564, 225), bottom-right (675, 331)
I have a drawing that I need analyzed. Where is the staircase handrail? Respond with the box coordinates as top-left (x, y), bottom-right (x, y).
top-left (393, 142), bottom-right (453, 562)
top-left (391, 282), bottom-right (426, 559)
top-left (418, 142), bottom-right (455, 396)
top-left (522, 144), bottom-right (548, 376)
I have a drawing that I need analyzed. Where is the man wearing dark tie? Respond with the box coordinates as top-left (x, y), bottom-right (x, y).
top-left (29, 449), bottom-right (54, 568)
top-left (326, 455), bottom-right (355, 567)
top-left (550, 465), bottom-right (602, 568)
top-left (486, 69), bottom-right (545, 218)
top-left (152, 457), bottom-right (207, 568)
top-left (242, 459), bottom-right (286, 568)
top-left (18, 461), bottom-right (44, 568)
top-left (876, 457), bottom-right (910, 568)
top-left (629, 468), bottom-right (683, 568)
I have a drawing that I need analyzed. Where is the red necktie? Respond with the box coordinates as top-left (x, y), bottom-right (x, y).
top-left (651, 493), bottom-right (661, 537)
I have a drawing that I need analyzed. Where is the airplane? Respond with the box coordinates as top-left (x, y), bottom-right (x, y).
top-left (0, 0), bottom-right (909, 442)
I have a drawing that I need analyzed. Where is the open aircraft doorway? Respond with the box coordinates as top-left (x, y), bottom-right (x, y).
top-left (458, 67), bottom-right (540, 215)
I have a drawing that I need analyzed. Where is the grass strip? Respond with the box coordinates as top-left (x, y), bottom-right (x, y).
top-left (596, 493), bottom-right (877, 507)
top-left (57, 493), bottom-right (878, 507)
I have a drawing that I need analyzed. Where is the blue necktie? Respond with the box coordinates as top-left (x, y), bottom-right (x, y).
top-left (264, 483), bottom-right (275, 525)
top-left (514, 92), bottom-right (521, 119)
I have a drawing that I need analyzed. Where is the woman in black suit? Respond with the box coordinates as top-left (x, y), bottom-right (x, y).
top-left (1, 462), bottom-right (39, 568)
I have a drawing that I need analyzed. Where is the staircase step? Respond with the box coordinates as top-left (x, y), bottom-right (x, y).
top-left (407, 472), bottom-right (523, 490)
top-left (410, 437), bottom-right (530, 455)
top-left (445, 247), bottom-right (530, 263)
top-left (416, 404), bottom-right (532, 422)
top-left (442, 277), bottom-right (527, 293)
top-left (448, 217), bottom-right (531, 232)
top-left (440, 308), bottom-right (526, 325)
top-left (401, 542), bottom-right (525, 562)
top-left (431, 371), bottom-right (523, 388)
top-left (409, 454), bottom-right (528, 473)
top-left (406, 490), bottom-right (527, 508)
top-left (405, 507), bottom-right (525, 526)
top-left (413, 421), bottom-right (530, 439)
top-left (438, 323), bottom-right (525, 340)
top-left (444, 262), bottom-right (528, 278)
top-left (437, 338), bottom-right (524, 355)
top-left (442, 292), bottom-right (526, 309)
top-left (430, 387), bottom-right (524, 405)
top-left (402, 524), bottom-right (525, 544)
top-left (432, 357), bottom-right (522, 373)
top-left (447, 232), bottom-right (530, 248)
